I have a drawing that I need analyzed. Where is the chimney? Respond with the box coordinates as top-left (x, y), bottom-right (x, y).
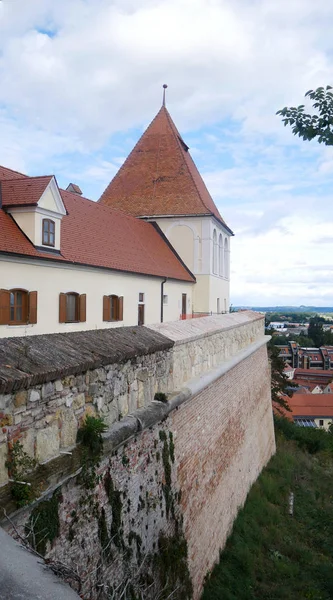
top-left (66, 183), bottom-right (83, 195)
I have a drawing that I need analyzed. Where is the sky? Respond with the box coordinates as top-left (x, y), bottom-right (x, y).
top-left (1, 0), bottom-right (333, 307)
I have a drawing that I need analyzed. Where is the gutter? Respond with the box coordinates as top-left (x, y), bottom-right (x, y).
top-left (161, 277), bottom-right (167, 322)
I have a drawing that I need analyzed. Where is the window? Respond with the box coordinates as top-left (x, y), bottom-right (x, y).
top-left (59, 292), bottom-right (86, 323)
top-left (0, 289), bottom-right (37, 326)
top-left (103, 295), bottom-right (124, 322)
top-left (319, 419), bottom-right (324, 427)
top-left (181, 293), bottom-right (187, 319)
top-left (42, 219), bottom-right (55, 247)
top-left (212, 229), bottom-right (217, 274)
top-left (219, 234), bottom-right (223, 276)
top-left (163, 294), bottom-right (168, 305)
top-left (139, 293), bottom-right (144, 303)
top-left (224, 238), bottom-right (229, 279)
top-left (138, 303), bottom-right (145, 326)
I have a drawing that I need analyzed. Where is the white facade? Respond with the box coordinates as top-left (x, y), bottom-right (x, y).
top-left (148, 215), bottom-right (231, 314)
top-left (0, 255), bottom-right (193, 338)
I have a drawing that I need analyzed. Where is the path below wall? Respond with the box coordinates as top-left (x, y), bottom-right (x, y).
top-left (0, 527), bottom-right (81, 600)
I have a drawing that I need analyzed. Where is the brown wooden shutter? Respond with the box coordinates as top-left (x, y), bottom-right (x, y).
top-left (28, 291), bottom-right (38, 324)
top-left (79, 294), bottom-right (86, 322)
top-left (0, 289), bottom-right (10, 325)
top-left (118, 296), bottom-right (124, 321)
top-left (103, 295), bottom-right (110, 321)
top-left (59, 293), bottom-right (67, 323)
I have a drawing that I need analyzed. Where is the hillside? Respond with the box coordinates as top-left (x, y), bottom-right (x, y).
top-left (202, 419), bottom-right (333, 600)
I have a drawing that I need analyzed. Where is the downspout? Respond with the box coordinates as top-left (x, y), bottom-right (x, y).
top-left (161, 278), bottom-right (167, 322)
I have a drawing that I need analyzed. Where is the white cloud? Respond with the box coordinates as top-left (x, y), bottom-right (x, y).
top-left (1, 0), bottom-right (333, 305)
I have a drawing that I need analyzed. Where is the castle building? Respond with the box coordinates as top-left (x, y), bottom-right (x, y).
top-left (0, 97), bottom-right (232, 338)
top-left (100, 102), bottom-right (233, 314)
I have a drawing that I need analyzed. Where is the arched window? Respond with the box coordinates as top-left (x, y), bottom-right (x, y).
top-left (42, 219), bottom-right (55, 247)
top-left (103, 295), bottom-right (124, 322)
top-left (59, 292), bottom-right (86, 323)
top-left (9, 289), bottom-right (28, 324)
top-left (219, 234), bottom-right (223, 276)
top-left (213, 229), bottom-right (217, 274)
top-left (224, 238), bottom-right (229, 279)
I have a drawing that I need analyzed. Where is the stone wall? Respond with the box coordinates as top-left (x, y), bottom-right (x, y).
top-left (0, 312), bottom-right (275, 599)
top-left (0, 311), bottom-right (263, 485)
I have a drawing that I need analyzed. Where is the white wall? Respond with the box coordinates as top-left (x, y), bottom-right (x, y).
top-left (0, 256), bottom-right (193, 337)
top-left (147, 215), bottom-right (231, 314)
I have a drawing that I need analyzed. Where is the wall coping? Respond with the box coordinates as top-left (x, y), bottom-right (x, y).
top-left (0, 326), bottom-right (173, 394)
top-left (147, 311), bottom-right (264, 345)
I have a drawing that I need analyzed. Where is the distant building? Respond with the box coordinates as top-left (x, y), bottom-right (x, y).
top-left (283, 393), bottom-right (333, 430)
top-left (277, 342), bottom-right (333, 370)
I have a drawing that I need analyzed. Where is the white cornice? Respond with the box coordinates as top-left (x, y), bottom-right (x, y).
top-left (8, 205), bottom-right (63, 219)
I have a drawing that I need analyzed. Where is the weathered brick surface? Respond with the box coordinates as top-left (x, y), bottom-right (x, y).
top-left (0, 314), bottom-right (274, 599)
top-left (172, 345), bottom-right (275, 598)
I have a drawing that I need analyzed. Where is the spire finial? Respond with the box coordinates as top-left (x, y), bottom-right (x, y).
top-left (162, 84), bottom-right (168, 107)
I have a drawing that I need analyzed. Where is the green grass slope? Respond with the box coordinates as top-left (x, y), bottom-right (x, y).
top-left (202, 419), bottom-right (333, 600)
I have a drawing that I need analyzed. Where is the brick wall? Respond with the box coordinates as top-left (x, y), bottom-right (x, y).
top-left (0, 313), bottom-right (275, 598)
top-left (172, 345), bottom-right (275, 597)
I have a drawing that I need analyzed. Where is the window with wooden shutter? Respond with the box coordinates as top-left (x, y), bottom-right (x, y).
top-left (103, 295), bottom-right (124, 322)
top-left (28, 291), bottom-right (38, 324)
top-left (9, 289), bottom-right (28, 324)
top-left (0, 289), bottom-right (10, 325)
top-left (79, 294), bottom-right (86, 322)
top-left (59, 293), bottom-right (67, 323)
top-left (103, 295), bottom-right (111, 321)
top-left (118, 296), bottom-right (124, 321)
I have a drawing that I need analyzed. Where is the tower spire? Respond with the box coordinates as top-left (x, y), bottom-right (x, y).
top-left (162, 84), bottom-right (168, 107)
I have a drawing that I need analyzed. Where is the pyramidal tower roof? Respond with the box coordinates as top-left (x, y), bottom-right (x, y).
top-left (99, 100), bottom-right (232, 233)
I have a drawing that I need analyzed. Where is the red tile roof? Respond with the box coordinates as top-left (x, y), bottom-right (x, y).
top-left (0, 168), bottom-right (195, 282)
top-left (1, 176), bottom-right (53, 207)
top-left (287, 394), bottom-right (333, 417)
top-left (0, 165), bottom-right (27, 181)
top-left (99, 106), bottom-right (232, 232)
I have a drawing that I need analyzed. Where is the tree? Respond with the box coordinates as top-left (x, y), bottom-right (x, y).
top-left (277, 86), bottom-right (333, 145)
top-left (308, 316), bottom-right (325, 347)
top-left (268, 342), bottom-right (292, 415)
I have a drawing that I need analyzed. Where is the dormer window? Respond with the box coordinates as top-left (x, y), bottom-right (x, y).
top-left (42, 219), bottom-right (55, 247)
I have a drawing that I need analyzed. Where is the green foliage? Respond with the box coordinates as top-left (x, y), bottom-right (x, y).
top-left (308, 316), bottom-right (325, 347)
top-left (104, 469), bottom-right (123, 548)
top-left (202, 425), bottom-right (333, 600)
top-left (266, 312), bottom-right (313, 324)
top-left (25, 491), bottom-right (61, 556)
top-left (154, 532), bottom-right (193, 599)
top-left (268, 343), bottom-right (292, 413)
top-left (154, 392), bottom-right (168, 403)
top-left (274, 416), bottom-right (333, 455)
top-left (277, 86), bottom-right (333, 145)
top-left (77, 415), bottom-right (107, 456)
top-left (6, 441), bottom-right (37, 507)
top-left (77, 416), bottom-right (107, 489)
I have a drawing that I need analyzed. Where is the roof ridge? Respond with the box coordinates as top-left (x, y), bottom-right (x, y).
top-left (163, 108), bottom-right (215, 218)
top-left (4, 174), bottom-right (53, 182)
top-left (0, 165), bottom-right (27, 178)
top-left (98, 109), bottom-right (165, 205)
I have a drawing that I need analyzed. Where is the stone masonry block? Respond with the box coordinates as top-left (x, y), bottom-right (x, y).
top-left (36, 423), bottom-right (60, 462)
top-left (72, 393), bottom-right (85, 411)
top-left (0, 443), bottom-right (8, 485)
top-left (29, 389), bottom-right (40, 403)
top-left (14, 390), bottom-right (27, 408)
top-left (60, 409), bottom-right (77, 448)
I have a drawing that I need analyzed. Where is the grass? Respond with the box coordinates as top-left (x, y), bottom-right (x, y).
top-left (202, 418), bottom-right (333, 600)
